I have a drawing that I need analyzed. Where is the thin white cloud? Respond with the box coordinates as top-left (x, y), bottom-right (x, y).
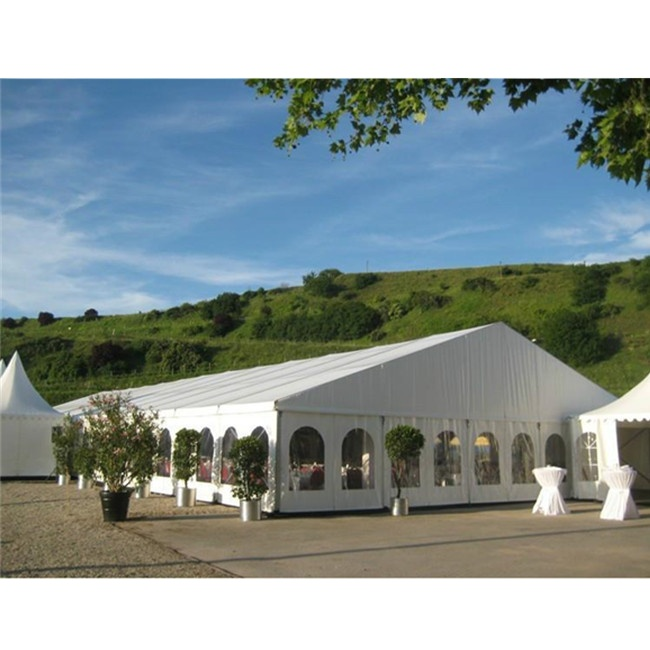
top-left (543, 200), bottom-right (650, 247)
top-left (360, 223), bottom-right (503, 251)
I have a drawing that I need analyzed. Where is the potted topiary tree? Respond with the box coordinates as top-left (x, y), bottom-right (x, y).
top-left (385, 424), bottom-right (425, 516)
top-left (52, 417), bottom-right (77, 485)
top-left (82, 392), bottom-right (161, 521)
top-left (228, 435), bottom-right (268, 521)
top-left (172, 428), bottom-right (201, 507)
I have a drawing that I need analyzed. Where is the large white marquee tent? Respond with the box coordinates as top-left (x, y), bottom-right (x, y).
top-left (572, 371), bottom-right (650, 500)
top-left (57, 322), bottom-right (615, 513)
top-left (1, 352), bottom-right (63, 477)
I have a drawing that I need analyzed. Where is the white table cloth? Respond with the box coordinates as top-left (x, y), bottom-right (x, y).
top-left (600, 466), bottom-right (639, 521)
top-left (532, 466), bottom-right (569, 515)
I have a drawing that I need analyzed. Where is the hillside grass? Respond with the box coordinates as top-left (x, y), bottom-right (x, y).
top-left (2, 260), bottom-right (649, 404)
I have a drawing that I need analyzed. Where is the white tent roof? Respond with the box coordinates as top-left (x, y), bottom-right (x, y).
top-left (0, 358), bottom-right (6, 376)
top-left (0, 352), bottom-right (62, 417)
top-left (57, 323), bottom-right (614, 421)
top-left (580, 371), bottom-right (650, 423)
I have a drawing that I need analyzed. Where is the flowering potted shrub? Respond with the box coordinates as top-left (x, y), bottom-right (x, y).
top-left (172, 428), bottom-right (201, 507)
top-left (51, 417), bottom-right (77, 485)
top-left (385, 424), bottom-right (425, 516)
top-left (82, 392), bottom-right (161, 521)
top-left (228, 435), bottom-right (268, 521)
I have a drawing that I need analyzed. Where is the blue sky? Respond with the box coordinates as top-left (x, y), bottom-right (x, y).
top-left (2, 77), bottom-right (649, 318)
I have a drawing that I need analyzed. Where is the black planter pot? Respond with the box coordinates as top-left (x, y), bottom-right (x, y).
top-left (100, 489), bottom-right (134, 522)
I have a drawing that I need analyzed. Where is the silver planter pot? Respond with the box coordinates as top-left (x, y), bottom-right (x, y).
top-left (176, 486), bottom-right (196, 508)
top-left (391, 497), bottom-right (409, 516)
top-left (77, 475), bottom-right (94, 490)
top-left (240, 499), bottom-right (262, 522)
top-left (135, 482), bottom-right (151, 499)
top-left (57, 474), bottom-right (70, 486)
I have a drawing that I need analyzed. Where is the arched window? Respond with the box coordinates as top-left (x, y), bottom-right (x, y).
top-left (434, 430), bottom-right (461, 487)
top-left (251, 426), bottom-right (270, 485)
top-left (289, 427), bottom-right (325, 491)
top-left (474, 432), bottom-right (500, 485)
top-left (545, 434), bottom-right (566, 468)
top-left (341, 429), bottom-right (374, 490)
top-left (511, 433), bottom-right (535, 484)
top-left (578, 432), bottom-right (599, 481)
top-left (156, 429), bottom-right (171, 477)
top-left (220, 427), bottom-right (237, 485)
top-left (198, 428), bottom-right (214, 483)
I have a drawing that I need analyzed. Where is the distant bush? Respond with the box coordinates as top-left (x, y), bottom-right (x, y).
top-left (353, 272), bottom-right (380, 290)
top-left (84, 308), bottom-right (99, 321)
top-left (252, 300), bottom-right (381, 342)
top-left (37, 311), bottom-right (55, 326)
top-left (540, 309), bottom-right (609, 366)
top-left (571, 264), bottom-right (613, 306)
top-left (303, 269), bottom-right (344, 298)
top-left (407, 291), bottom-right (453, 311)
top-left (145, 340), bottom-right (205, 374)
top-left (631, 256), bottom-right (650, 308)
top-left (211, 313), bottom-right (236, 337)
top-left (521, 276), bottom-right (540, 289)
top-left (501, 266), bottom-right (522, 276)
top-left (2, 317), bottom-right (19, 329)
top-left (200, 292), bottom-right (242, 320)
top-left (462, 277), bottom-right (498, 293)
top-left (90, 341), bottom-right (128, 373)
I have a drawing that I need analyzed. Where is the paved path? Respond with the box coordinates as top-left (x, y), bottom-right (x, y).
top-left (124, 499), bottom-right (650, 578)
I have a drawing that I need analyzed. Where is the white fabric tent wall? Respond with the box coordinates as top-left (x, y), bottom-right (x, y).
top-left (1, 352), bottom-right (63, 477)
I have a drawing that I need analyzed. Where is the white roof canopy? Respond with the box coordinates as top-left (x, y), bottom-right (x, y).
top-left (57, 323), bottom-right (614, 422)
top-left (580, 371), bottom-right (650, 424)
top-left (0, 352), bottom-right (62, 417)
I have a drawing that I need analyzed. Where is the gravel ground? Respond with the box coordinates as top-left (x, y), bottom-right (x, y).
top-left (0, 480), bottom-right (236, 578)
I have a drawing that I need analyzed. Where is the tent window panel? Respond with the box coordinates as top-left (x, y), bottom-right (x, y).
top-left (156, 429), bottom-right (172, 477)
top-left (289, 427), bottom-right (325, 491)
top-left (578, 432), bottom-right (599, 481)
top-left (545, 434), bottom-right (566, 469)
top-left (544, 434), bottom-right (567, 483)
top-left (198, 428), bottom-right (214, 483)
top-left (434, 430), bottom-right (461, 487)
top-left (474, 432), bottom-right (500, 485)
top-left (220, 427), bottom-right (237, 485)
top-left (341, 428), bottom-right (374, 490)
top-left (511, 433), bottom-right (535, 484)
top-left (251, 426), bottom-right (270, 487)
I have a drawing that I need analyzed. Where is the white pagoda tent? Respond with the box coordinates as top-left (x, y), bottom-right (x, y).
top-left (575, 371), bottom-right (650, 499)
top-left (1, 351), bottom-right (63, 477)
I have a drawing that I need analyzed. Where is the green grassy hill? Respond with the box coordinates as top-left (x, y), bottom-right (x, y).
top-left (2, 259), bottom-right (649, 405)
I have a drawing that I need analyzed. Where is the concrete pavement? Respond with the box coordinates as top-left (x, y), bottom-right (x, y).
top-left (122, 498), bottom-right (650, 578)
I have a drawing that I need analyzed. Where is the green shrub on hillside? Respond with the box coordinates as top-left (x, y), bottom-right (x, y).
top-left (571, 264), bottom-right (612, 306)
top-left (407, 290), bottom-right (453, 311)
top-left (353, 272), bottom-right (380, 290)
top-left (251, 300), bottom-right (381, 342)
top-left (145, 340), bottom-right (206, 374)
top-left (303, 269), bottom-right (344, 298)
top-left (631, 256), bottom-right (650, 307)
top-left (540, 308), bottom-right (610, 366)
top-left (462, 277), bottom-right (498, 293)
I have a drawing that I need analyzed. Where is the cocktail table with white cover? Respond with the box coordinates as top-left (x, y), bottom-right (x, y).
top-left (600, 465), bottom-right (639, 521)
top-left (532, 466), bottom-right (569, 515)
